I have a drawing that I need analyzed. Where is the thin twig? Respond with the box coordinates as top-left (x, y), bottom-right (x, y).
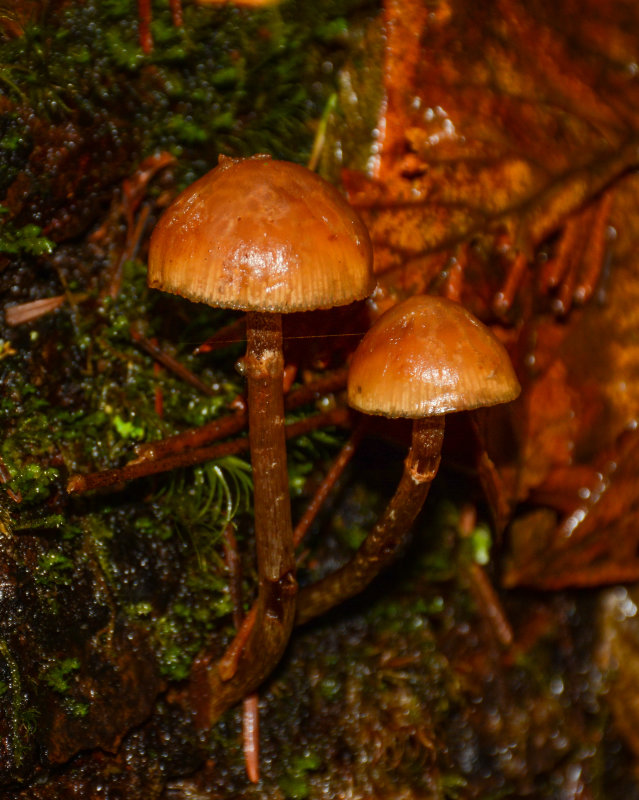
top-left (458, 504), bottom-right (513, 647)
top-left (6, 295), bottom-right (66, 326)
top-left (193, 316), bottom-right (246, 354)
top-left (66, 406), bottom-right (350, 495)
top-left (107, 203), bottom-right (151, 299)
top-left (133, 367), bottom-right (348, 462)
top-left (131, 327), bottom-right (218, 397)
top-left (293, 421), bottom-right (365, 548)
top-left (222, 524), bottom-right (260, 783)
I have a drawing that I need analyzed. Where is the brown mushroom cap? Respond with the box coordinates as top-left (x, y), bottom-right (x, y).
top-left (347, 295), bottom-right (521, 418)
top-left (148, 154), bottom-right (374, 312)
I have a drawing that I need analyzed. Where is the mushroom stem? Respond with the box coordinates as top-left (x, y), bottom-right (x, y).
top-left (245, 311), bottom-right (295, 582)
top-left (204, 311), bottom-right (297, 722)
top-left (295, 416), bottom-right (445, 626)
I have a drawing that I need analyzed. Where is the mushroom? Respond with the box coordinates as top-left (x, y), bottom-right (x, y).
top-left (148, 153), bottom-right (373, 718)
top-left (296, 294), bottom-right (521, 625)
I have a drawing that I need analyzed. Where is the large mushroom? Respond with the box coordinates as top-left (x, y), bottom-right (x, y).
top-left (296, 294), bottom-right (521, 625)
top-left (148, 154), bottom-right (373, 719)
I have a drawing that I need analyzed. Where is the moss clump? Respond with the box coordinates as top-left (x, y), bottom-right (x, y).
top-left (0, 209), bottom-right (55, 257)
top-left (0, 0), bottom-right (376, 187)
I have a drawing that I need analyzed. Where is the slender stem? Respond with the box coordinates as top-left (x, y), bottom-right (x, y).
top-left (202, 312), bottom-right (297, 724)
top-left (295, 416), bottom-right (445, 626)
top-left (245, 312), bottom-right (294, 582)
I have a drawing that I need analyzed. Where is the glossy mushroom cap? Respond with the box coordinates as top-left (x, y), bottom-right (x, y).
top-left (347, 295), bottom-right (521, 418)
top-left (148, 154), bottom-right (374, 312)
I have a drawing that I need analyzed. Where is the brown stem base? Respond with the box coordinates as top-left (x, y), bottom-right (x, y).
top-left (202, 570), bottom-right (297, 724)
top-left (201, 312), bottom-right (297, 725)
top-left (295, 416), bottom-right (445, 626)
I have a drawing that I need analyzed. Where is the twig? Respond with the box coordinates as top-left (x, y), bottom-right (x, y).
top-left (134, 411), bottom-right (247, 462)
top-left (458, 504), bottom-right (513, 648)
top-left (134, 367), bottom-right (348, 462)
top-left (138, 0), bottom-right (153, 54)
top-left (222, 524), bottom-right (260, 783)
top-left (493, 251), bottom-right (528, 315)
top-left (193, 316), bottom-right (246, 354)
top-left (169, 0), bottom-right (183, 27)
top-left (6, 295), bottom-right (66, 326)
top-left (293, 421), bottom-right (365, 549)
top-left (574, 189), bottom-right (614, 304)
top-left (66, 406), bottom-right (350, 495)
top-left (107, 203), bottom-right (151, 299)
top-left (218, 605), bottom-right (258, 681)
top-left (131, 327), bottom-right (218, 397)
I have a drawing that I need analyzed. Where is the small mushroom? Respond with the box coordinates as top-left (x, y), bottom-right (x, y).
top-left (296, 294), bottom-right (521, 625)
top-left (148, 153), bottom-right (373, 718)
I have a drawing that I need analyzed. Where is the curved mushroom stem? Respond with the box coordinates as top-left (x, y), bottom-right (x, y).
top-left (295, 416), bottom-right (445, 626)
top-left (204, 312), bottom-right (297, 722)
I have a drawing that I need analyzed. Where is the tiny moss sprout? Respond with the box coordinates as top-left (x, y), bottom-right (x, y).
top-left (112, 414), bottom-right (145, 441)
top-left (0, 208), bottom-right (55, 257)
top-left (43, 658), bottom-right (81, 694)
top-left (0, 341), bottom-right (17, 362)
top-left (42, 658), bottom-right (89, 718)
top-left (6, 463), bottom-right (60, 506)
top-left (469, 522), bottom-right (492, 566)
top-left (35, 551), bottom-right (74, 588)
top-left (279, 751), bottom-right (322, 800)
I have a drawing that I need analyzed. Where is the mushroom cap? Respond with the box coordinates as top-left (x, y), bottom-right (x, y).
top-left (148, 154), bottom-right (374, 313)
top-left (347, 295), bottom-right (521, 418)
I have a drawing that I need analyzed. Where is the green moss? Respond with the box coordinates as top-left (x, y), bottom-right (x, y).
top-left (279, 751), bottom-right (322, 799)
top-left (0, 212), bottom-right (55, 256)
top-left (12, 513), bottom-right (64, 533)
top-left (6, 462), bottom-right (59, 506)
top-left (66, 699), bottom-right (90, 718)
top-left (0, 639), bottom-right (36, 767)
top-left (43, 658), bottom-right (81, 694)
top-left (112, 413), bottom-right (146, 441)
top-left (468, 521), bottom-right (493, 566)
top-left (0, 0), bottom-right (377, 178)
top-left (287, 425), bottom-right (346, 498)
top-left (441, 774), bottom-right (469, 799)
top-left (35, 551), bottom-right (74, 588)
top-left (151, 557), bottom-right (233, 680)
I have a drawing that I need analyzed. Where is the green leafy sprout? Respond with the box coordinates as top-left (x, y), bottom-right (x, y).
top-left (0, 208), bottom-right (55, 257)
